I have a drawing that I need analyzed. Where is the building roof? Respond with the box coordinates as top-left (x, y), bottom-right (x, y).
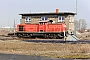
top-left (19, 12), bottom-right (76, 16)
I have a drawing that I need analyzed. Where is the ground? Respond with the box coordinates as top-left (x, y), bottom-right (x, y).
top-left (0, 40), bottom-right (90, 59)
top-left (0, 29), bottom-right (90, 58)
top-left (77, 32), bottom-right (90, 40)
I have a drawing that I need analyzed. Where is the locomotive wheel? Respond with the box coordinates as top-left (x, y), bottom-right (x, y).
top-left (49, 34), bottom-right (54, 39)
top-left (53, 34), bottom-right (57, 39)
top-left (45, 34), bottom-right (57, 39)
top-left (17, 34), bottom-right (23, 38)
top-left (28, 34), bottom-right (31, 38)
top-left (23, 34), bottom-right (31, 38)
top-left (44, 34), bottom-right (49, 39)
top-left (57, 34), bottom-right (62, 39)
top-left (44, 34), bottom-right (47, 38)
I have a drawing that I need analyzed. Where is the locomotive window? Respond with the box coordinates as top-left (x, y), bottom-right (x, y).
top-left (40, 22), bottom-right (43, 25)
top-left (44, 22), bottom-right (45, 25)
top-left (44, 22), bottom-right (47, 25)
top-left (19, 26), bottom-right (24, 31)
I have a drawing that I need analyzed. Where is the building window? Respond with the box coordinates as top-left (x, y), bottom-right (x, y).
top-left (25, 17), bottom-right (31, 23)
top-left (58, 16), bottom-right (65, 22)
top-left (41, 17), bottom-right (48, 20)
top-left (20, 19), bottom-right (22, 23)
top-left (69, 16), bottom-right (74, 22)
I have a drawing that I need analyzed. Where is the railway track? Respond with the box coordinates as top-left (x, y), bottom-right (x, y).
top-left (23, 39), bottom-right (90, 44)
top-left (0, 35), bottom-right (90, 44)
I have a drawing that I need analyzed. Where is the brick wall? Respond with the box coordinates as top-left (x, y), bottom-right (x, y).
top-left (21, 15), bottom-right (75, 34)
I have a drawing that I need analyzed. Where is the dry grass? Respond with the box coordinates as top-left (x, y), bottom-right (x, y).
top-left (0, 40), bottom-right (90, 58)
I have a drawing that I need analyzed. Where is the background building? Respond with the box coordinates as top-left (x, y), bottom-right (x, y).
top-left (19, 9), bottom-right (76, 34)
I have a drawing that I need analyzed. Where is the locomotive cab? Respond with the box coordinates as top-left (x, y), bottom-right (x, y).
top-left (39, 20), bottom-right (49, 32)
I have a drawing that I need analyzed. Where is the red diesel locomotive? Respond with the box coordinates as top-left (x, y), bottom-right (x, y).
top-left (15, 20), bottom-right (67, 39)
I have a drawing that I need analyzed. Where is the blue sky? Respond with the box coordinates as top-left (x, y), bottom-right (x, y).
top-left (0, 0), bottom-right (90, 28)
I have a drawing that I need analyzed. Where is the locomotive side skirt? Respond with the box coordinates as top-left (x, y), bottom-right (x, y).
top-left (15, 31), bottom-right (66, 39)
